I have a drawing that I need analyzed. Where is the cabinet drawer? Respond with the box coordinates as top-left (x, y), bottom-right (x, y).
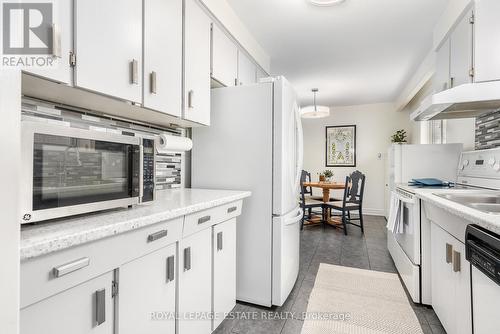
top-left (183, 201), bottom-right (242, 238)
top-left (21, 217), bottom-right (183, 308)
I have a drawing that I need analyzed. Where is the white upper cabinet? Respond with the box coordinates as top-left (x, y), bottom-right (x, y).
top-left (143, 0), bottom-right (182, 117)
top-left (24, 0), bottom-right (72, 84)
top-left (237, 50), bottom-right (257, 86)
top-left (211, 24), bottom-right (238, 87)
top-left (434, 39), bottom-right (450, 93)
top-left (74, 0), bottom-right (142, 103)
top-left (256, 67), bottom-right (268, 83)
top-left (474, 0), bottom-right (500, 82)
top-left (450, 9), bottom-right (474, 87)
top-left (184, 0), bottom-right (212, 126)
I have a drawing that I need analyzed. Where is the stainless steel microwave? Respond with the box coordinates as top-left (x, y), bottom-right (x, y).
top-left (20, 121), bottom-right (155, 224)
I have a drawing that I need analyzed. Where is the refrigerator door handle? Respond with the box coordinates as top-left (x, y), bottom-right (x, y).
top-left (294, 102), bottom-right (304, 192)
top-left (284, 208), bottom-right (303, 226)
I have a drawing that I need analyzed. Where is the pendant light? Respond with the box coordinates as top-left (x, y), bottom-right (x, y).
top-left (300, 88), bottom-right (330, 119)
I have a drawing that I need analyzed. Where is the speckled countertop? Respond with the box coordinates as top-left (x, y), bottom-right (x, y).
top-left (21, 188), bottom-right (251, 261)
top-left (396, 184), bottom-right (500, 235)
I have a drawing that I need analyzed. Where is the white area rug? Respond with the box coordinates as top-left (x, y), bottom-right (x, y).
top-left (301, 264), bottom-right (424, 334)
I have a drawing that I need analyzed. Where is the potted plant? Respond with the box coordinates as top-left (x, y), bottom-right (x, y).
top-left (391, 129), bottom-right (408, 144)
top-left (322, 170), bottom-right (334, 183)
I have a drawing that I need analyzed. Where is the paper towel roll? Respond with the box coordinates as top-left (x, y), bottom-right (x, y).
top-left (155, 133), bottom-right (193, 153)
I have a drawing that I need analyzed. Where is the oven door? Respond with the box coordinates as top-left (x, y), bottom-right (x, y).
top-left (394, 193), bottom-right (421, 265)
top-left (21, 121), bottom-right (142, 223)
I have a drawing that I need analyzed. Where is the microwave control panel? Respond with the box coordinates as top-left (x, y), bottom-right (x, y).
top-left (142, 138), bottom-right (155, 202)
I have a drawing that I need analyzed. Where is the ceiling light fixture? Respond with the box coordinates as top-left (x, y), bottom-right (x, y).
top-left (301, 89), bottom-right (330, 119)
top-left (309, 0), bottom-right (346, 7)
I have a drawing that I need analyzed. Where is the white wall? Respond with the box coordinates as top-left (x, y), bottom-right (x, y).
top-left (302, 103), bottom-right (410, 216)
top-left (0, 70), bottom-right (21, 334)
top-left (200, 0), bottom-right (270, 72)
top-left (446, 118), bottom-right (476, 150)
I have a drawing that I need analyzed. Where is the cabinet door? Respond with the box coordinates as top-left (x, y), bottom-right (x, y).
top-left (24, 0), bottom-right (72, 84)
top-left (450, 9), bottom-right (474, 87)
top-left (434, 39), bottom-right (451, 93)
top-left (452, 239), bottom-right (472, 334)
top-left (74, 0), bottom-right (142, 103)
top-left (143, 0), bottom-right (182, 117)
top-left (475, 0), bottom-right (500, 82)
top-left (430, 223), bottom-right (455, 333)
top-left (20, 271), bottom-right (114, 334)
top-left (179, 228), bottom-right (212, 334)
top-left (213, 219), bottom-right (236, 330)
top-left (119, 243), bottom-right (176, 334)
top-left (211, 25), bottom-right (238, 87)
top-left (237, 50), bottom-right (256, 86)
top-left (184, 0), bottom-right (212, 126)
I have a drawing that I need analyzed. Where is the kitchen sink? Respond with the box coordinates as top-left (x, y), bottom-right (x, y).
top-left (436, 193), bottom-right (500, 214)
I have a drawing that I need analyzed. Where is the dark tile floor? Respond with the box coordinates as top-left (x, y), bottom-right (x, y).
top-left (214, 215), bottom-right (446, 334)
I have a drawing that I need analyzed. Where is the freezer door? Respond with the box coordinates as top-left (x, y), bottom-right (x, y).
top-left (273, 78), bottom-right (303, 216)
top-left (272, 206), bottom-right (302, 306)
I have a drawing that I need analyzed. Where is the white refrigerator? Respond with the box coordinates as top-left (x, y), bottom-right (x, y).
top-left (191, 77), bottom-right (304, 307)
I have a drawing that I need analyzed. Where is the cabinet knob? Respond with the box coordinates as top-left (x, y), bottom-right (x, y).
top-left (130, 59), bottom-right (139, 85)
top-left (188, 90), bottom-right (194, 109)
top-left (150, 71), bottom-right (157, 94)
top-left (166, 255), bottom-right (175, 282)
top-left (183, 247), bottom-right (191, 271)
top-left (198, 215), bottom-right (211, 225)
top-left (51, 23), bottom-right (61, 58)
top-left (147, 229), bottom-right (168, 243)
top-left (95, 289), bottom-right (106, 326)
top-left (446, 243), bottom-right (453, 264)
top-left (453, 250), bottom-right (461, 272)
top-left (217, 232), bottom-right (223, 251)
top-left (53, 257), bottom-right (90, 278)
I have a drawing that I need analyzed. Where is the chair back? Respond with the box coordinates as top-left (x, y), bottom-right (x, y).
top-left (300, 170), bottom-right (313, 195)
top-left (341, 170), bottom-right (366, 206)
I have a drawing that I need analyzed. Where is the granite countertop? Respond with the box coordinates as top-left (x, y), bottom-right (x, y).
top-left (21, 188), bottom-right (251, 261)
top-left (395, 184), bottom-right (500, 235)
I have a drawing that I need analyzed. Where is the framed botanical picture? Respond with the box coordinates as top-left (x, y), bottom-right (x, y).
top-left (325, 125), bottom-right (356, 167)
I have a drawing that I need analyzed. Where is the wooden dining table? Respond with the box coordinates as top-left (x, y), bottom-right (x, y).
top-left (302, 181), bottom-right (346, 226)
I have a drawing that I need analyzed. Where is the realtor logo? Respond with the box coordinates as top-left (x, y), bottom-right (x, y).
top-left (1, 1), bottom-right (56, 68)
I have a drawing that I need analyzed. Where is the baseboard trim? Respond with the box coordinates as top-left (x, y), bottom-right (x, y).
top-left (362, 208), bottom-right (385, 216)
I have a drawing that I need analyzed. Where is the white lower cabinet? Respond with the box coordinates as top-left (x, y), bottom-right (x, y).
top-left (20, 271), bottom-right (115, 334)
top-left (118, 243), bottom-right (177, 334)
top-left (213, 218), bottom-right (237, 330)
top-left (179, 228), bottom-right (213, 334)
top-left (430, 223), bottom-right (472, 334)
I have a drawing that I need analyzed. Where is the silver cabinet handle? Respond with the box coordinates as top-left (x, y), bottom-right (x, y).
top-left (188, 90), bottom-right (194, 108)
top-left (53, 257), bottom-right (90, 278)
top-left (166, 255), bottom-right (175, 283)
top-left (51, 23), bottom-right (61, 58)
top-left (184, 247), bottom-right (191, 271)
top-left (446, 243), bottom-right (453, 264)
top-left (150, 71), bottom-right (157, 94)
top-left (131, 59), bottom-right (139, 85)
top-left (450, 77), bottom-right (455, 89)
top-left (198, 216), bottom-right (211, 225)
top-left (95, 289), bottom-right (106, 326)
top-left (227, 206), bottom-right (237, 213)
top-left (217, 232), bottom-right (223, 251)
top-left (147, 229), bottom-right (168, 243)
top-left (453, 250), bottom-right (461, 272)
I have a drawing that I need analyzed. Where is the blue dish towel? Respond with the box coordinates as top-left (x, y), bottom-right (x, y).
top-left (408, 178), bottom-right (451, 187)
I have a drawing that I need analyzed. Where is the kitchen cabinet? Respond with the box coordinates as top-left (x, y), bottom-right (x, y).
top-left (119, 243), bottom-right (177, 334)
top-left (20, 271), bottom-right (115, 334)
top-left (74, 0), bottom-right (142, 103)
top-left (24, 0), bottom-right (72, 84)
top-left (213, 218), bottom-right (237, 330)
top-left (143, 0), bottom-right (182, 117)
top-left (431, 223), bottom-right (472, 334)
top-left (184, 0), bottom-right (212, 126)
top-left (256, 67), bottom-right (268, 83)
top-left (434, 40), bottom-right (450, 93)
top-left (474, 0), bottom-right (500, 82)
top-left (178, 228), bottom-right (212, 334)
top-left (211, 24), bottom-right (238, 87)
top-left (449, 9), bottom-right (474, 88)
top-left (237, 50), bottom-right (257, 86)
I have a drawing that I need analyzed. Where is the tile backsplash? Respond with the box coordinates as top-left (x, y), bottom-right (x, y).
top-left (476, 110), bottom-right (500, 150)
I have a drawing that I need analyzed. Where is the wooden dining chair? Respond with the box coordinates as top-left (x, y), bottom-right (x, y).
top-left (300, 171), bottom-right (324, 230)
top-left (325, 170), bottom-right (366, 235)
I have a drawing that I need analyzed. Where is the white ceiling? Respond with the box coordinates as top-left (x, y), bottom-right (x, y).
top-left (226, 0), bottom-right (449, 107)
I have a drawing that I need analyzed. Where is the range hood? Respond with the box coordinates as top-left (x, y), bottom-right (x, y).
top-left (411, 81), bottom-right (500, 121)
